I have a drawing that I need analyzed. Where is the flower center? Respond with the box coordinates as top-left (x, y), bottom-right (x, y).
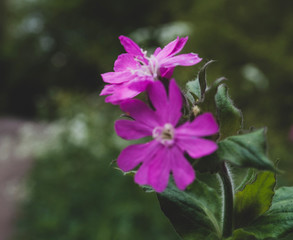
top-left (152, 123), bottom-right (175, 146)
top-left (133, 53), bottom-right (160, 80)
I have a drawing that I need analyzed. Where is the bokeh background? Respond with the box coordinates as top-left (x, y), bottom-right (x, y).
top-left (0, 0), bottom-right (293, 239)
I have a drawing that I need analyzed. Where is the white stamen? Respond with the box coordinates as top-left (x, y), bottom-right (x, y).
top-left (152, 123), bottom-right (175, 147)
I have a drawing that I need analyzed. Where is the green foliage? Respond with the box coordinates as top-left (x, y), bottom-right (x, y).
top-left (158, 178), bottom-right (222, 240)
top-left (196, 129), bottom-right (275, 173)
top-left (230, 186), bottom-right (293, 240)
top-left (242, 186), bottom-right (293, 239)
top-left (217, 129), bottom-right (275, 171)
top-left (215, 84), bottom-right (243, 140)
top-left (234, 171), bottom-right (276, 228)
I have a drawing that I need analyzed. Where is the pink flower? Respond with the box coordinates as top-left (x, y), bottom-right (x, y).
top-left (115, 79), bottom-right (218, 192)
top-left (100, 36), bottom-right (202, 104)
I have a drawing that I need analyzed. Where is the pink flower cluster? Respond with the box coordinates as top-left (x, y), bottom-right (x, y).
top-left (100, 36), bottom-right (219, 192)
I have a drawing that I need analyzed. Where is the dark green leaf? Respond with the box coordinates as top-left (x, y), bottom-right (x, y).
top-left (235, 168), bottom-right (257, 192)
top-left (198, 60), bottom-right (215, 100)
top-left (196, 129), bottom-right (275, 174)
top-left (217, 128), bottom-right (275, 171)
top-left (226, 229), bottom-right (258, 240)
top-left (198, 77), bottom-right (227, 115)
top-left (241, 186), bottom-right (293, 239)
top-left (234, 171), bottom-right (276, 228)
top-left (158, 179), bottom-right (222, 240)
top-left (185, 60), bottom-right (217, 104)
top-left (215, 84), bottom-right (243, 140)
top-left (195, 151), bottom-right (222, 173)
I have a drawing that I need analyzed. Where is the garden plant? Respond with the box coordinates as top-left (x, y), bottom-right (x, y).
top-left (100, 35), bottom-right (293, 240)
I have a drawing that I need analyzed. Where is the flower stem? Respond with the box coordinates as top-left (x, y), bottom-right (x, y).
top-left (219, 162), bottom-right (234, 238)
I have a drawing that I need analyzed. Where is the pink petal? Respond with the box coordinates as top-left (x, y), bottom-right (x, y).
top-left (115, 119), bottom-right (152, 140)
top-left (177, 137), bottom-right (218, 159)
top-left (135, 146), bottom-right (170, 192)
top-left (99, 84), bottom-right (117, 96)
top-left (160, 53), bottom-right (202, 68)
top-left (127, 78), bottom-right (152, 92)
top-left (105, 84), bottom-right (140, 104)
top-left (101, 71), bottom-right (134, 84)
top-left (147, 81), bottom-right (168, 124)
top-left (160, 67), bottom-right (174, 79)
top-left (155, 37), bottom-right (179, 60)
top-left (169, 37), bottom-right (188, 56)
top-left (169, 146), bottom-right (195, 190)
top-left (167, 79), bottom-right (183, 125)
top-left (114, 53), bottom-right (138, 72)
top-left (119, 35), bottom-right (145, 57)
top-left (176, 113), bottom-right (219, 137)
top-left (120, 99), bottom-right (159, 128)
top-left (117, 141), bottom-right (157, 172)
top-left (156, 37), bottom-right (188, 60)
top-left (153, 47), bottom-right (161, 56)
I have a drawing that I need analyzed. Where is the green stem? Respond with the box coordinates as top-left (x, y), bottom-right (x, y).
top-left (219, 162), bottom-right (234, 238)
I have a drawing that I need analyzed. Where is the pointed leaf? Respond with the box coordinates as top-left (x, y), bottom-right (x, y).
top-left (157, 179), bottom-right (222, 240)
top-left (197, 60), bottom-right (215, 100)
top-left (234, 171), bottom-right (276, 228)
top-left (198, 77), bottom-right (227, 115)
top-left (241, 186), bottom-right (293, 239)
top-left (196, 129), bottom-right (275, 174)
top-left (215, 84), bottom-right (243, 140)
top-left (217, 128), bottom-right (275, 171)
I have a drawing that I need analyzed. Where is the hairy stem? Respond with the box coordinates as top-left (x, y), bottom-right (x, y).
top-left (219, 162), bottom-right (234, 238)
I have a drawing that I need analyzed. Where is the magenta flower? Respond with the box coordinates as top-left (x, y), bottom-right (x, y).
top-left (100, 36), bottom-right (202, 104)
top-left (115, 79), bottom-right (218, 192)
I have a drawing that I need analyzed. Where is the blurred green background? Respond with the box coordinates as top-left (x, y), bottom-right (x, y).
top-left (0, 0), bottom-right (293, 239)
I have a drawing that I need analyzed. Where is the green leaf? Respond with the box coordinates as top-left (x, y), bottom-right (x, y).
top-left (198, 60), bottom-right (215, 99)
top-left (185, 60), bottom-right (216, 103)
top-left (235, 168), bottom-right (257, 192)
top-left (196, 77), bottom-right (227, 117)
top-left (226, 229), bottom-right (258, 240)
top-left (217, 128), bottom-right (275, 172)
top-left (186, 78), bottom-right (201, 102)
top-left (241, 186), bottom-right (293, 239)
top-left (234, 171), bottom-right (276, 228)
top-left (196, 129), bottom-right (275, 174)
top-left (215, 84), bottom-right (243, 140)
top-left (157, 179), bottom-right (222, 240)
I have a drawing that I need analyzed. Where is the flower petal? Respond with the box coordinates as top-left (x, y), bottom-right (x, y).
top-left (147, 80), bottom-right (168, 123)
top-left (177, 113), bottom-right (219, 137)
top-left (160, 53), bottom-right (202, 68)
top-left (115, 119), bottom-right (152, 140)
top-left (119, 35), bottom-right (144, 57)
top-left (160, 67), bottom-right (174, 79)
top-left (117, 141), bottom-right (157, 172)
top-left (127, 78), bottom-right (152, 92)
top-left (167, 79), bottom-right (183, 125)
top-left (99, 84), bottom-right (117, 96)
top-left (177, 137), bottom-right (218, 159)
top-left (101, 71), bottom-right (134, 84)
top-left (169, 146), bottom-right (195, 190)
top-left (153, 47), bottom-right (161, 56)
top-left (120, 99), bottom-right (159, 128)
top-left (169, 37), bottom-right (188, 56)
top-left (135, 146), bottom-right (170, 192)
top-left (104, 83), bottom-right (140, 104)
top-left (114, 53), bottom-right (138, 72)
top-left (156, 37), bottom-right (188, 60)
top-left (155, 37), bottom-right (179, 60)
